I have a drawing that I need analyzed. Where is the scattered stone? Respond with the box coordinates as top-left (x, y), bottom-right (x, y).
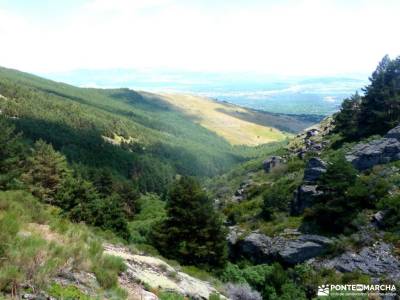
top-left (263, 156), bottom-right (284, 173)
top-left (303, 157), bottom-right (327, 182)
top-left (291, 185), bottom-right (322, 215)
top-left (231, 179), bottom-right (256, 203)
top-left (54, 270), bottom-right (99, 297)
top-left (22, 293), bottom-right (55, 300)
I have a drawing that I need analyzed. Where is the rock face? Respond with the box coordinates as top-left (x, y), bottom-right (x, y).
top-left (303, 157), bottom-right (327, 182)
top-left (291, 185), bottom-right (322, 216)
top-left (314, 242), bottom-right (400, 282)
top-left (346, 138), bottom-right (400, 171)
top-left (239, 232), bottom-right (274, 263)
top-left (228, 229), bottom-right (333, 265)
top-left (263, 156), bottom-right (284, 173)
top-left (290, 157), bottom-right (326, 215)
top-left (104, 244), bottom-right (224, 300)
top-left (346, 124), bottom-right (400, 171)
top-left (385, 125), bottom-right (400, 140)
top-left (278, 234), bottom-right (333, 265)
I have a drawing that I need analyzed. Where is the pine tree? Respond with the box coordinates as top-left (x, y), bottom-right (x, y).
top-left (358, 55), bottom-right (400, 136)
top-left (93, 168), bottom-right (114, 196)
top-left (305, 155), bottom-right (358, 233)
top-left (153, 176), bottom-right (227, 267)
top-left (333, 92), bottom-right (361, 139)
top-left (21, 140), bottom-right (70, 204)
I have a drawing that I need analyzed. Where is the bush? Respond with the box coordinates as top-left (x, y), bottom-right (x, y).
top-left (378, 194), bottom-right (400, 231)
top-left (128, 194), bottom-right (166, 244)
top-left (262, 173), bottom-right (301, 220)
top-left (220, 263), bottom-right (307, 300)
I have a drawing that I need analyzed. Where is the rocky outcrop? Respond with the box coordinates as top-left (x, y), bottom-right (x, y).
top-left (346, 124), bottom-right (400, 170)
top-left (385, 125), bottom-right (400, 140)
top-left (231, 179), bottom-right (255, 202)
top-left (291, 185), bottom-right (322, 215)
top-left (303, 157), bottom-right (327, 182)
top-left (290, 157), bottom-right (326, 215)
top-left (277, 234), bottom-right (333, 265)
top-left (346, 138), bottom-right (400, 171)
top-left (263, 156), bottom-right (284, 173)
top-left (228, 229), bottom-right (333, 265)
top-left (313, 242), bottom-right (400, 282)
top-left (371, 211), bottom-right (387, 229)
top-left (104, 244), bottom-right (224, 300)
top-left (238, 232), bottom-right (274, 263)
top-left (306, 128), bottom-right (320, 138)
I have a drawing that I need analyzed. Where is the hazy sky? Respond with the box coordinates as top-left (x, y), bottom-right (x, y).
top-left (0, 0), bottom-right (399, 76)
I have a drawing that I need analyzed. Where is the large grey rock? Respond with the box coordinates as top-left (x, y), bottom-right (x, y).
top-left (263, 156), bottom-right (284, 173)
top-left (278, 234), bottom-right (333, 265)
top-left (303, 157), bottom-right (327, 182)
top-left (228, 229), bottom-right (332, 265)
top-left (314, 242), bottom-right (400, 282)
top-left (372, 211), bottom-right (386, 229)
top-left (346, 137), bottom-right (400, 171)
top-left (291, 185), bottom-right (322, 215)
top-left (240, 232), bottom-right (275, 263)
top-left (385, 124), bottom-right (400, 140)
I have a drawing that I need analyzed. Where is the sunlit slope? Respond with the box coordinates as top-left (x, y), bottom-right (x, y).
top-left (159, 93), bottom-right (291, 146)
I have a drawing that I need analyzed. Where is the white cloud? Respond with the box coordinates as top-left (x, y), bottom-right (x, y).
top-left (0, 0), bottom-right (399, 75)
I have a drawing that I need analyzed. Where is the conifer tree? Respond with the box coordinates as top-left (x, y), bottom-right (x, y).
top-left (333, 92), bottom-right (361, 139)
top-left (153, 176), bottom-right (227, 267)
top-left (358, 55), bottom-right (400, 136)
top-left (21, 140), bottom-right (70, 204)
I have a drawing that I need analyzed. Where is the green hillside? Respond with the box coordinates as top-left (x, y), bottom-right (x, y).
top-left (0, 66), bottom-right (286, 193)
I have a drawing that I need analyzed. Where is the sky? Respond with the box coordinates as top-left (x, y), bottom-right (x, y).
top-left (0, 0), bottom-right (399, 76)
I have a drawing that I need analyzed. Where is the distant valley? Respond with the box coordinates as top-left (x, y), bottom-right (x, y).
top-left (42, 69), bottom-right (368, 116)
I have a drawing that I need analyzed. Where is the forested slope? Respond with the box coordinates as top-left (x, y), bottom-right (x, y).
top-left (0, 66), bottom-right (295, 194)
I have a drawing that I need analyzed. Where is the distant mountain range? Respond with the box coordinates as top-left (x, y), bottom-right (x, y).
top-left (41, 69), bottom-right (369, 116)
